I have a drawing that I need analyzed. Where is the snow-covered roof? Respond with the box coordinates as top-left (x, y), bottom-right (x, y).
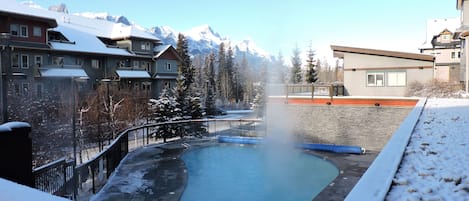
top-left (49, 24), bottom-right (134, 56)
top-left (3, 0), bottom-right (159, 54)
top-left (154, 74), bottom-right (177, 79)
top-left (0, 0), bottom-right (57, 27)
top-left (0, 178), bottom-right (70, 201)
top-left (116, 70), bottom-right (151, 78)
top-left (420, 18), bottom-right (460, 49)
top-left (39, 68), bottom-right (89, 78)
top-left (154, 45), bottom-right (172, 58)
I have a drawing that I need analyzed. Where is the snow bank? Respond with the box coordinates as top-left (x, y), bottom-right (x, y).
top-left (0, 178), bottom-right (70, 201)
top-left (345, 98), bottom-right (427, 201)
top-left (386, 98), bottom-right (469, 201)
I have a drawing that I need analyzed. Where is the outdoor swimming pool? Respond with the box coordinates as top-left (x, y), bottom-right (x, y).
top-left (180, 145), bottom-right (338, 201)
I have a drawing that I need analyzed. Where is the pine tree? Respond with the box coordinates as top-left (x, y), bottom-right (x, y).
top-left (305, 47), bottom-right (319, 83)
top-left (204, 53), bottom-right (217, 116)
top-left (149, 89), bottom-right (180, 142)
top-left (176, 33), bottom-right (194, 93)
top-left (189, 96), bottom-right (207, 136)
top-left (273, 51), bottom-right (287, 83)
top-left (290, 45), bottom-right (302, 84)
top-left (251, 82), bottom-right (266, 118)
top-left (216, 42), bottom-right (227, 104)
top-left (226, 45), bottom-right (235, 102)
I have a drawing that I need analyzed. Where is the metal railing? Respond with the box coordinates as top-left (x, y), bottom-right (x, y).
top-left (33, 158), bottom-right (75, 199)
top-left (267, 83), bottom-right (344, 97)
top-left (33, 118), bottom-right (261, 200)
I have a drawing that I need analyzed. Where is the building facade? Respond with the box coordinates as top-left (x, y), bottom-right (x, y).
top-left (457, 0), bottom-right (469, 92)
top-left (420, 18), bottom-right (462, 83)
top-left (0, 2), bottom-right (181, 122)
top-left (331, 45), bottom-right (434, 97)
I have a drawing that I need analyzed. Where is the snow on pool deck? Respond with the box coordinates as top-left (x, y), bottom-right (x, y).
top-left (386, 98), bottom-right (469, 200)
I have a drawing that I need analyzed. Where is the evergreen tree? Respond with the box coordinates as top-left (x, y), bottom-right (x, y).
top-left (226, 45), bottom-right (235, 102)
top-left (175, 33), bottom-right (195, 119)
top-left (240, 53), bottom-right (253, 105)
top-left (176, 33), bottom-right (194, 93)
top-left (149, 89), bottom-right (180, 142)
top-left (251, 82), bottom-right (266, 118)
top-left (305, 47), bottom-right (319, 83)
top-left (216, 42), bottom-right (227, 104)
top-left (290, 45), bottom-right (302, 84)
top-left (274, 51), bottom-right (287, 83)
top-left (188, 96), bottom-right (207, 136)
top-left (204, 53), bottom-right (217, 116)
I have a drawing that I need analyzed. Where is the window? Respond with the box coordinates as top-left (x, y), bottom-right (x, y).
top-left (21, 54), bottom-right (29, 69)
top-left (452, 52), bottom-right (456, 59)
top-left (33, 26), bottom-right (42, 37)
top-left (118, 60), bottom-right (125, 67)
top-left (11, 53), bottom-right (19, 68)
top-left (91, 59), bottom-right (100, 69)
top-left (52, 56), bottom-right (64, 66)
top-left (141, 42), bottom-right (151, 51)
top-left (142, 62), bottom-right (151, 72)
top-left (367, 72), bottom-right (385, 86)
top-left (76, 58), bottom-right (84, 66)
top-left (133, 61), bottom-right (139, 68)
top-left (20, 25), bottom-right (28, 37)
top-left (166, 63), bottom-right (171, 71)
top-left (164, 81), bottom-right (170, 89)
top-left (387, 72), bottom-right (406, 87)
top-left (10, 24), bottom-right (19, 36)
top-left (458, 51), bottom-right (461, 58)
top-left (34, 55), bottom-right (43, 67)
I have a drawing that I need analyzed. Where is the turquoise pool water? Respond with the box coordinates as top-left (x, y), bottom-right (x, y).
top-left (180, 145), bottom-right (338, 201)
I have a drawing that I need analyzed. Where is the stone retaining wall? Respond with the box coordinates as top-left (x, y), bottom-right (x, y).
top-left (285, 105), bottom-right (412, 151)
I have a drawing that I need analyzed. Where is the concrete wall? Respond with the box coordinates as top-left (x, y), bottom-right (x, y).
top-left (286, 104), bottom-right (412, 151)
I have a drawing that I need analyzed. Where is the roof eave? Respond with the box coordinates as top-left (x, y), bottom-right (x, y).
top-left (331, 45), bottom-right (434, 62)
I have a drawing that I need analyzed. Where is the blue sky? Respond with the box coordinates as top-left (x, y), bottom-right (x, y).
top-left (24, 0), bottom-right (460, 60)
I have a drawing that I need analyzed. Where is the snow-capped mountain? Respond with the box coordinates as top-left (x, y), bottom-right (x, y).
top-left (74, 12), bottom-right (132, 26)
top-left (22, 2), bottom-right (273, 66)
top-left (150, 24), bottom-right (273, 64)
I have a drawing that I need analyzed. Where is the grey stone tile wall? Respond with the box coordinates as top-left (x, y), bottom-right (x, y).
top-left (285, 105), bottom-right (412, 151)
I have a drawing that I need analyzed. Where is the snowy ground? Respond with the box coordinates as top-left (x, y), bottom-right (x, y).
top-left (386, 98), bottom-right (469, 201)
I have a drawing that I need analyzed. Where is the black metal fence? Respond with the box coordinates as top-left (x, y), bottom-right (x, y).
top-left (32, 118), bottom-right (261, 200)
top-left (33, 158), bottom-right (75, 199)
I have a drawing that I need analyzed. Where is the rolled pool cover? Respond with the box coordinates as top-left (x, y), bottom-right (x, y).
top-left (217, 135), bottom-right (365, 154)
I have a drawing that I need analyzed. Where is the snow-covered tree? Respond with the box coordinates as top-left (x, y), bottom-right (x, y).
top-left (251, 82), bottom-right (266, 118)
top-left (189, 96), bottom-right (207, 136)
top-left (149, 89), bottom-right (180, 142)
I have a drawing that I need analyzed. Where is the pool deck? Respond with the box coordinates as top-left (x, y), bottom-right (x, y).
top-left (312, 151), bottom-right (378, 201)
top-left (92, 138), bottom-right (378, 201)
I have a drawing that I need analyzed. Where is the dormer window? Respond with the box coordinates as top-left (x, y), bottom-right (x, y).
top-left (166, 63), bottom-right (171, 71)
top-left (141, 42), bottom-right (151, 51)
